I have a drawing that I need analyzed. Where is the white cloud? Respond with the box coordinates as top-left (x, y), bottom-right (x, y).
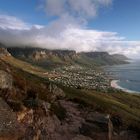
top-left (44, 0), bottom-right (112, 18)
top-left (0, 16), bottom-right (140, 59)
top-left (45, 0), bottom-right (66, 16)
top-left (0, 0), bottom-right (140, 59)
top-left (0, 15), bottom-right (30, 30)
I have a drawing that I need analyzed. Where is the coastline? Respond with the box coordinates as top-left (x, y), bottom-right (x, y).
top-left (111, 80), bottom-right (140, 94)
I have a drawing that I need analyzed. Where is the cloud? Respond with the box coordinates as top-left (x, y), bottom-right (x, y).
top-left (0, 15), bottom-right (140, 58)
top-left (0, 15), bottom-right (30, 30)
top-left (44, 0), bottom-right (112, 18)
top-left (0, 0), bottom-right (140, 59)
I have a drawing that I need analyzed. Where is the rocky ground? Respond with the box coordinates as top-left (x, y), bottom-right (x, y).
top-left (0, 49), bottom-right (139, 140)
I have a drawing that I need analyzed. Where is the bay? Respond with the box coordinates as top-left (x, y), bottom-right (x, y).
top-left (105, 60), bottom-right (140, 93)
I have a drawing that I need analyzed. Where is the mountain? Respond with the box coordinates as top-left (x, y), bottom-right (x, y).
top-left (7, 47), bottom-right (129, 69)
top-left (79, 52), bottom-right (129, 66)
top-left (7, 47), bottom-right (79, 68)
top-left (112, 54), bottom-right (130, 61)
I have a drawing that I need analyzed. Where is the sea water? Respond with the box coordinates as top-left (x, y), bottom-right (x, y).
top-left (106, 60), bottom-right (140, 93)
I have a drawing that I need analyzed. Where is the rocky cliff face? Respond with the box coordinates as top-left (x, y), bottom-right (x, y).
top-left (0, 48), bottom-right (11, 57)
top-left (0, 70), bottom-right (13, 89)
top-left (6, 47), bottom-right (129, 69)
top-left (31, 50), bottom-right (78, 61)
top-left (7, 47), bottom-right (78, 61)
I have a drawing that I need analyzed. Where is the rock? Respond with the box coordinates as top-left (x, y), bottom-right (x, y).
top-left (42, 102), bottom-right (51, 114)
top-left (17, 108), bottom-right (34, 124)
top-left (111, 115), bottom-right (123, 128)
top-left (0, 70), bottom-right (13, 89)
top-left (112, 130), bottom-right (139, 140)
top-left (0, 48), bottom-right (11, 57)
top-left (55, 100), bottom-right (85, 139)
top-left (0, 98), bottom-right (23, 140)
top-left (72, 135), bottom-right (92, 140)
top-left (85, 112), bottom-right (110, 125)
top-left (80, 112), bottom-right (113, 140)
top-left (49, 84), bottom-right (65, 101)
top-left (31, 51), bottom-right (47, 61)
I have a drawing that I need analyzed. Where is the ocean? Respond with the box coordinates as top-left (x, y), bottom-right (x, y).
top-left (105, 60), bottom-right (140, 93)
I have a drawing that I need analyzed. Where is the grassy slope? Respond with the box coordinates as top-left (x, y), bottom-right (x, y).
top-left (1, 56), bottom-right (49, 77)
top-left (61, 86), bottom-right (140, 128)
top-left (0, 57), bottom-right (51, 102)
top-left (2, 56), bottom-right (140, 129)
top-left (76, 53), bottom-right (128, 67)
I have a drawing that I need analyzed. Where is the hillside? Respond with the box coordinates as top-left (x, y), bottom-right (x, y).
top-left (0, 47), bottom-right (140, 140)
top-left (7, 47), bottom-right (78, 69)
top-left (78, 52), bottom-right (129, 66)
top-left (112, 54), bottom-right (130, 61)
top-left (6, 47), bottom-right (129, 69)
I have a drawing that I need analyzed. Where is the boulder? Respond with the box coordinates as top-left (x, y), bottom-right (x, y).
top-left (86, 112), bottom-right (109, 123)
top-left (0, 70), bottom-right (13, 89)
top-left (80, 112), bottom-right (113, 140)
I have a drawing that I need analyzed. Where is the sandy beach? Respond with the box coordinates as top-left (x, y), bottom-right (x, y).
top-left (111, 80), bottom-right (140, 93)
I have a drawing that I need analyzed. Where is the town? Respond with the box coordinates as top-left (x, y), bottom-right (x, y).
top-left (48, 65), bottom-right (111, 91)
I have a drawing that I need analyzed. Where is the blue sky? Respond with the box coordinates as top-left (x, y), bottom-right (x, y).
top-left (0, 0), bottom-right (49, 24)
top-left (0, 0), bottom-right (140, 58)
top-left (0, 0), bottom-right (140, 40)
top-left (90, 0), bottom-right (140, 40)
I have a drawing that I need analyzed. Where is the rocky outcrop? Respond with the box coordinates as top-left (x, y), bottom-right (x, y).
top-left (0, 70), bottom-right (13, 89)
top-left (0, 48), bottom-right (11, 57)
top-left (49, 84), bottom-right (65, 101)
top-left (7, 47), bottom-right (78, 62)
top-left (80, 112), bottom-right (113, 140)
top-left (31, 51), bottom-right (48, 61)
top-left (0, 98), bottom-right (23, 140)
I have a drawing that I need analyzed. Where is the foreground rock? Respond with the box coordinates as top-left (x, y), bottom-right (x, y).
top-left (80, 112), bottom-right (113, 140)
top-left (0, 70), bottom-right (13, 89)
top-left (0, 98), bottom-right (23, 140)
top-left (49, 84), bottom-right (65, 101)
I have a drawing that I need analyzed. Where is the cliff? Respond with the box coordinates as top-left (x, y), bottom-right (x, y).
top-left (7, 47), bottom-right (129, 69)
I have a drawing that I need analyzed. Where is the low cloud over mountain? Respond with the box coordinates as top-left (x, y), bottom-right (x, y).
top-left (0, 0), bottom-right (140, 58)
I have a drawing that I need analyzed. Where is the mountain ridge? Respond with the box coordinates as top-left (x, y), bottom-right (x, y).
top-left (5, 47), bottom-right (129, 69)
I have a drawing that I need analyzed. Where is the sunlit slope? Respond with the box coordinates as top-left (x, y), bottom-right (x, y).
top-left (1, 55), bottom-right (140, 131)
top-left (1, 56), bottom-right (48, 78)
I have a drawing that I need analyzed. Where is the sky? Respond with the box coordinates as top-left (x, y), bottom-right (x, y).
top-left (0, 0), bottom-right (140, 58)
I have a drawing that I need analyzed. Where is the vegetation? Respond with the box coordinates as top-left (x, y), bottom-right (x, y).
top-left (51, 102), bottom-right (67, 121)
top-left (7, 47), bottom-right (129, 69)
top-left (60, 85), bottom-right (140, 129)
top-left (1, 53), bottom-right (140, 133)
